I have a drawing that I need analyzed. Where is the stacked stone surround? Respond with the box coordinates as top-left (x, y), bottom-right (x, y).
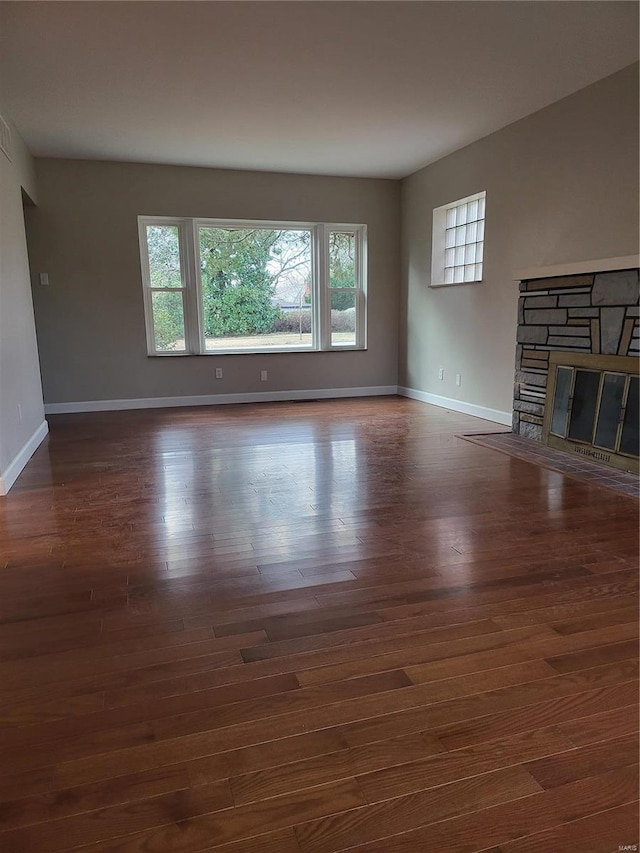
top-left (513, 267), bottom-right (640, 440)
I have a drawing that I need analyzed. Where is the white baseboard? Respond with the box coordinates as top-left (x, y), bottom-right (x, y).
top-left (44, 386), bottom-right (399, 415)
top-left (0, 420), bottom-right (49, 495)
top-left (397, 386), bottom-right (512, 426)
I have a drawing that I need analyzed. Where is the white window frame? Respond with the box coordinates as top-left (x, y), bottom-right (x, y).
top-left (138, 217), bottom-right (367, 356)
top-left (430, 190), bottom-right (486, 287)
top-left (322, 224), bottom-right (367, 351)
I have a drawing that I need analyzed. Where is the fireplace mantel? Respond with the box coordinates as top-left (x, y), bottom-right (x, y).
top-left (514, 255), bottom-right (640, 283)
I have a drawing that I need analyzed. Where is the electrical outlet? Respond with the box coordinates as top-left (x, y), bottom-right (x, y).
top-left (438, 367), bottom-right (444, 381)
top-left (39, 273), bottom-right (49, 286)
top-left (260, 370), bottom-right (268, 381)
top-left (455, 373), bottom-right (461, 387)
top-left (215, 367), bottom-right (223, 379)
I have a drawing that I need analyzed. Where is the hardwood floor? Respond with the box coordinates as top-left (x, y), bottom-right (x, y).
top-left (0, 397), bottom-right (637, 853)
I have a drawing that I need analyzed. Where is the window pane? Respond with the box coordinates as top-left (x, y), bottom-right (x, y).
top-left (551, 366), bottom-right (573, 436)
top-left (475, 242), bottom-right (484, 263)
top-left (445, 247), bottom-right (455, 267)
top-left (568, 370), bottom-right (600, 443)
top-left (444, 267), bottom-right (454, 284)
top-left (331, 291), bottom-right (356, 346)
top-left (478, 196), bottom-right (486, 218)
top-left (146, 225), bottom-right (183, 288)
top-left (620, 376), bottom-right (639, 457)
top-left (152, 291), bottom-right (186, 351)
top-left (477, 219), bottom-right (485, 241)
top-left (464, 264), bottom-right (475, 282)
top-left (445, 228), bottom-right (456, 249)
top-left (456, 203), bottom-right (468, 225)
top-left (198, 227), bottom-right (313, 350)
top-left (475, 262), bottom-right (483, 280)
top-left (329, 232), bottom-right (356, 288)
top-left (464, 244), bottom-right (475, 264)
top-left (446, 208), bottom-right (456, 229)
top-left (467, 199), bottom-right (479, 222)
top-left (454, 266), bottom-right (464, 283)
top-left (455, 225), bottom-right (466, 246)
top-left (454, 246), bottom-right (465, 266)
top-left (466, 221), bottom-right (477, 243)
top-left (594, 372), bottom-right (626, 450)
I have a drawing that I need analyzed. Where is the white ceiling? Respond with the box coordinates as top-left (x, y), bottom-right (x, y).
top-left (0, 1), bottom-right (637, 179)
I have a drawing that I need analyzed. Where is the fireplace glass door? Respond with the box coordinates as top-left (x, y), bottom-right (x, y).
top-left (544, 354), bottom-right (639, 473)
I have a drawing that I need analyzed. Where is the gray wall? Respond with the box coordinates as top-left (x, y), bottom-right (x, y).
top-left (400, 64), bottom-right (640, 416)
top-left (27, 161), bottom-right (400, 405)
top-left (0, 108), bottom-right (45, 491)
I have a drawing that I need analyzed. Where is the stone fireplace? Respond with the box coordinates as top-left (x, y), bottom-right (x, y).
top-left (513, 257), bottom-right (639, 471)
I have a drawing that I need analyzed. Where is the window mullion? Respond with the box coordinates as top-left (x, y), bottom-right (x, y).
top-left (138, 219), bottom-right (155, 355)
top-left (181, 219), bottom-right (202, 354)
top-left (357, 226), bottom-right (366, 348)
top-left (317, 224), bottom-right (330, 351)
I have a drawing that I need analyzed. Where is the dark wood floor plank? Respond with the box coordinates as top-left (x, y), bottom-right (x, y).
top-left (191, 567), bottom-right (638, 638)
top-left (488, 593), bottom-right (639, 630)
top-left (547, 605), bottom-right (640, 636)
top-left (293, 766), bottom-right (541, 853)
top-left (334, 767), bottom-right (638, 853)
top-left (188, 728), bottom-right (350, 789)
top-left (43, 660), bottom-right (614, 787)
top-left (498, 800), bottom-right (640, 853)
top-left (558, 703), bottom-right (640, 747)
top-left (0, 630), bottom-right (266, 696)
top-left (343, 663), bottom-right (638, 749)
top-left (196, 828), bottom-right (302, 853)
top-left (0, 767), bottom-right (53, 803)
top-left (74, 777), bottom-right (365, 853)
top-left (0, 669), bottom-right (409, 773)
top-left (403, 631), bottom-right (630, 691)
top-left (297, 625), bottom-right (558, 689)
top-left (0, 765), bottom-right (191, 831)
top-left (433, 677), bottom-right (639, 752)
top-left (523, 733), bottom-right (638, 789)
top-left (545, 638), bottom-right (639, 674)
top-left (0, 671), bottom-right (301, 750)
top-left (240, 592), bottom-right (639, 663)
top-left (230, 730), bottom-right (443, 806)
top-left (0, 779), bottom-right (232, 853)
top-left (0, 400), bottom-right (636, 851)
top-left (356, 726), bottom-right (572, 803)
top-left (103, 624), bottom-right (554, 711)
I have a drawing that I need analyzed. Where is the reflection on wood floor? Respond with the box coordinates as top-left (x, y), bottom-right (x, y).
top-left (0, 397), bottom-right (637, 853)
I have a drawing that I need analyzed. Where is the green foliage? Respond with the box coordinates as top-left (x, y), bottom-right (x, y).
top-left (329, 232), bottom-right (356, 311)
top-left (146, 225), bottom-right (185, 349)
top-left (329, 290), bottom-right (355, 311)
top-left (152, 292), bottom-right (184, 350)
top-left (329, 232), bottom-right (356, 287)
top-left (146, 225), bottom-right (182, 288)
top-left (199, 229), bottom-right (281, 337)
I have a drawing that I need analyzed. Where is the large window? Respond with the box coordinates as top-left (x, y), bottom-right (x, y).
top-left (431, 191), bottom-right (486, 286)
top-left (138, 218), bottom-right (366, 355)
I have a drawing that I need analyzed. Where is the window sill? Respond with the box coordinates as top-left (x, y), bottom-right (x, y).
top-left (429, 279), bottom-right (483, 289)
top-left (148, 346), bottom-right (367, 357)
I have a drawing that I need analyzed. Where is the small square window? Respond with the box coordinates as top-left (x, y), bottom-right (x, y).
top-left (431, 191), bottom-right (486, 287)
